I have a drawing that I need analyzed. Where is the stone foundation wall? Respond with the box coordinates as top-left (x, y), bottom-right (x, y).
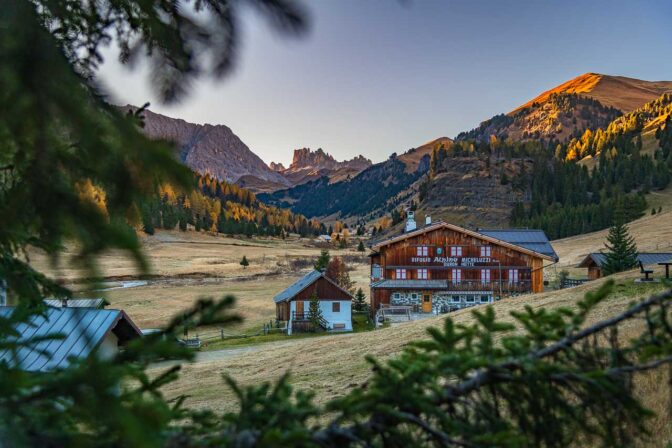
top-left (389, 290), bottom-right (495, 314)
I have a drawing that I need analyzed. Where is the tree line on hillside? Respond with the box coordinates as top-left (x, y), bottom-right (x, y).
top-left (140, 173), bottom-right (325, 237)
top-left (456, 93), bottom-right (622, 142)
top-left (423, 96), bottom-right (672, 239)
top-left (259, 155), bottom-right (425, 218)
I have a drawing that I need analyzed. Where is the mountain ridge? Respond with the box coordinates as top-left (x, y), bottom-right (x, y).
top-left (513, 73), bottom-right (672, 113)
top-left (123, 105), bottom-right (291, 188)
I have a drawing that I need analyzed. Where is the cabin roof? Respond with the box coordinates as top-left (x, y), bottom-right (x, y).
top-left (578, 252), bottom-right (672, 268)
top-left (370, 221), bottom-right (557, 261)
top-left (43, 298), bottom-right (106, 309)
top-left (273, 270), bottom-right (354, 303)
top-left (0, 307), bottom-right (142, 372)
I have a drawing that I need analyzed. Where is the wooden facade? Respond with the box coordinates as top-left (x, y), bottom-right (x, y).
top-left (275, 274), bottom-right (353, 321)
top-left (370, 222), bottom-right (555, 313)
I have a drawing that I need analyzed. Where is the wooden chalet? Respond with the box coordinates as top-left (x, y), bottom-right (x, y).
top-left (274, 270), bottom-right (354, 335)
top-left (578, 252), bottom-right (672, 279)
top-left (369, 214), bottom-right (558, 314)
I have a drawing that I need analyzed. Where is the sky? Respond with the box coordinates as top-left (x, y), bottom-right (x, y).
top-left (97, 0), bottom-right (672, 166)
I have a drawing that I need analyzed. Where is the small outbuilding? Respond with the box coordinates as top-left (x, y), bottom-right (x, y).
top-left (274, 270), bottom-right (353, 335)
top-left (0, 306), bottom-right (142, 372)
top-left (578, 252), bottom-right (672, 279)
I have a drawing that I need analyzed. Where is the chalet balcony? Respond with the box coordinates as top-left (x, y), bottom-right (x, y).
top-left (448, 280), bottom-right (531, 293)
top-left (370, 278), bottom-right (531, 293)
top-left (291, 311), bottom-right (309, 321)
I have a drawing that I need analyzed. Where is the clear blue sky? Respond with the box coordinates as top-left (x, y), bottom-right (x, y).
top-left (97, 0), bottom-right (672, 166)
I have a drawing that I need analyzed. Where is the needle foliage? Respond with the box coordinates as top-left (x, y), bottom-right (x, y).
top-left (2, 1), bottom-right (672, 447)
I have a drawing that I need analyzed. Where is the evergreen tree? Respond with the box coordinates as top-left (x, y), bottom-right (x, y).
top-left (353, 288), bottom-right (368, 312)
top-left (357, 240), bottom-right (365, 252)
top-left (314, 249), bottom-right (330, 271)
top-left (307, 289), bottom-right (324, 332)
top-left (141, 204), bottom-right (155, 235)
top-left (602, 221), bottom-right (639, 276)
top-left (240, 255), bottom-right (249, 269)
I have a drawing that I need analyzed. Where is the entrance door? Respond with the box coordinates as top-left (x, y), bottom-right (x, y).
top-left (295, 301), bottom-right (304, 318)
top-left (422, 293), bottom-right (432, 313)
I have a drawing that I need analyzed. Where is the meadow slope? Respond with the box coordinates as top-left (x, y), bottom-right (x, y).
top-left (156, 273), bottom-right (672, 444)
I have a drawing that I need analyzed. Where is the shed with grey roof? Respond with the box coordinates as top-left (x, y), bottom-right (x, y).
top-left (0, 307), bottom-right (142, 372)
top-left (44, 298), bottom-right (107, 309)
top-left (578, 252), bottom-right (672, 279)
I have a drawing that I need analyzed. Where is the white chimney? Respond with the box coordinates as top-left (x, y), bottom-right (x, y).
top-left (425, 216), bottom-right (432, 226)
top-left (405, 210), bottom-right (416, 233)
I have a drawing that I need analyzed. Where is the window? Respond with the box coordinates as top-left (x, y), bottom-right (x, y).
top-left (417, 268), bottom-right (428, 279)
top-left (372, 264), bottom-right (382, 280)
top-left (508, 269), bottom-right (519, 284)
top-left (332, 302), bottom-right (340, 313)
top-left (481, 269), bottom-right (491, 284)
top-left (395, 268), bottom-right (407, 279)
top-left (392, 293), bottom-right (400, 300)
top-left (410, 293), bottom-right (418, 300)
top-left (450, 246), bottom-right (463, 257)
top-left (480, 246), bottom-right (492, 257)
top-left (416, 246), bottom-right (429, 257)
top-left (465, 295), bottom-right (475, 303)
top-left (451, 268), bottom-right (462, 284)
top-left (451, 295), bottom-right (461, 303)
top-left (480, 295), bottom-right (490, 304)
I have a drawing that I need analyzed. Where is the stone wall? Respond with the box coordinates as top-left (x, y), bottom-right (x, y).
top-left (390, 290), bottom-right (495, 314)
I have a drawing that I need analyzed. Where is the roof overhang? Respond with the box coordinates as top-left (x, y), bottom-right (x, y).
top-left (372, 222), bottom-right (556, 262)
top-left (274, 271), bottom-right (354, 303)
top-left (577, 253), bottom-right (600, 268)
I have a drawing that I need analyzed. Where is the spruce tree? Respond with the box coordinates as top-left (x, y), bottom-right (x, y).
top-left (307, 289), bottom-right (324, 332)
top-left (353, 288), bottom-right (368, 312)
top-left (314, 249), bottom-right (330, 271)
top-left (357, 240), bottom-right (365, 252)
top-left (602, 221), bottom-right (639, 276)
top-left (240, 255), bottom-right (249, 269)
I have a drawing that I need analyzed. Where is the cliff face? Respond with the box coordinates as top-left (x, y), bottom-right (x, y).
top-left (420, 156), bottom-right (530, 229)
top-left (124, 106), bottom-right (290, 187)
top-left (287, 148), bottom-right (371, 172)
top-left (269, 148), bottom-right (372, 187)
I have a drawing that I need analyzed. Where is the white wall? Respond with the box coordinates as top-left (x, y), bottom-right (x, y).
top-left (96, 332), bottom-right (119, 360)
top-left (288, 299), bottom-right (352, 335)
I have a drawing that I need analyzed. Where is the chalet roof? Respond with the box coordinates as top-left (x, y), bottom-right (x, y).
top-left (0, 307), bottom-right (141, 372)
top-left (44, 298), bottom-right (106, 309)
top-left (273, 270), bottom-right (354, 303)
top-left (370, 221), bottom-right (557, 262)
top-left (478, 229), bottom-right (558, 261)
top-left (578, 252), bottom-right (672, 268)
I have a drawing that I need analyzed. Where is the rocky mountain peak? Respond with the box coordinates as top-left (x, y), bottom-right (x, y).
top-left (269, 161), bottom-right (286, 171)
top-left (288, 147), bottom-right (372, 172)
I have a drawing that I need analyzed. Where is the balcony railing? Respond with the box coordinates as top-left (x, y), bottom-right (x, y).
top-left (446, 280), bottom-right (531, 293)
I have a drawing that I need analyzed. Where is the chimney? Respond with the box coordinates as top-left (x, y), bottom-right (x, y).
top-left (405, 210), bottom-right (416, 233)
top-left (425, 215), bottom-right (432, 226)
top-left (61, 298), bottom-right (68, 308)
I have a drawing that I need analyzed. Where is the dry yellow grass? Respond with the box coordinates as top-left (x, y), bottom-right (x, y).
top-left (27, 231), bottom-right (371, 331)
top-left (514, 73), bottom-right (672, 113)
top-left (156, 273), bottom-right (671, 446)
top-left (550, 186), bottom-right (672, 279)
